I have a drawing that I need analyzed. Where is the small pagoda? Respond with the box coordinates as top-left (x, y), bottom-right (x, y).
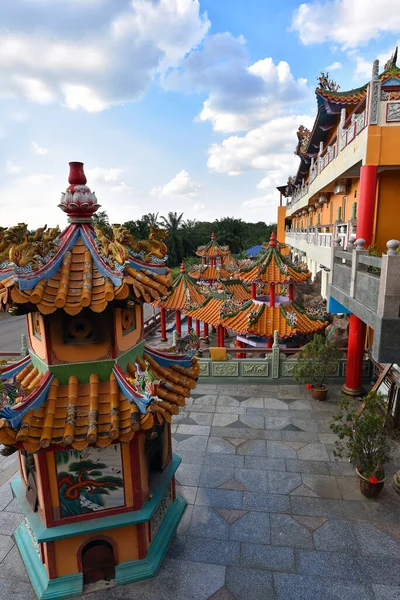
top-left (154, 262), bottom-right (207, 341)
top-left (0, 162), bottom-right (198, 599)
top-left (190, 233), bottom-right (236, 282)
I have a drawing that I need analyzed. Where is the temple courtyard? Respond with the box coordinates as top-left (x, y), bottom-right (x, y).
top-left (0, 382), bottom-right (399, 600)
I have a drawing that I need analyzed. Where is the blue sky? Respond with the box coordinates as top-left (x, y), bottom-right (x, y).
top-left (1, 0), bottom-right (400, 228)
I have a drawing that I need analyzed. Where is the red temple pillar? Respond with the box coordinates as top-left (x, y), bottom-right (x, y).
top-left (195, 319), bottom-right (201, 337)
top-left (217, 325), bottom-right (224, 347)
top-left (187, 315), bottom-right (192, 331)
top-left (175, 309), bottom-right (181, 335)
top-left (267, 337), bottom-right (273, 349)
top-left (343, 314), bottom-right (366, 396)
top-left (160, 307), bottom-right (167, 341)
top-left (288, 283), bottom-right (294, 301)
top-left (356, 165), bottom-right (378, 247)
top-left (251, 282), bottom-right (256, 299)
top-left (203, 321), bottom-right (209, 341)
top-left (269, 284), bottom-right (275, 308)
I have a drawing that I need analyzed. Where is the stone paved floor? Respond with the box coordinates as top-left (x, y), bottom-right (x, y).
top-left (1, 383), bottom-right (400, 600)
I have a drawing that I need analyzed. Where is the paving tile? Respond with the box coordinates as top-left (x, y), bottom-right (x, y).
top-left (178, 450), bottom-right (206, 465)
top-left (282, 424), bottom-right (304, 432)
top-left (176, 463), bottom-right (202, 487)
top-left (0, 544), bottom-right (29, 583)
top-left (177, 504), bottom-right (194, 535)
top-left (353, 523), bottom-right (400, 558)
top-left (218, 478), bottom-right (248, 491)
top-left (0, 484), bottom-right (13, 511)
top-left (313, 519), bottom-right (358, 552)
top-left (318, 433), bottom-right (339, 444)
top-left (214, 406), bottom-right (246, 415)
top-left (234, 468), bottom-right (268, 493)
top-left (301, 474), bottom-right (341, 499)
top-left (177, 425), bottom-right (211, 436)
top-left (244, 456), bottom-right (286, 471)
top-left (176, 485), bottom-right (197, 505)
top-left (176, 435), bottom-right (209, 453)
top-left (166, 534), bottom-right (187, 559)
top-left (0, 512), bottom-right (24, 536)
top-left (339, 499), bottom-right (375, 522)
top-left (0, 535), bottom-right (14, 563)
top-left (296, 549), bottom-right (363, 581)
top-left (268, 471), bottom-right (302, 494)
top-left (289, 484), bottom-right (319, 497)
top-left (236, 439), bottom-right (267, 456)
top-left (199, 466), bottom-right (234, 488)
top-left (238, 398), bottom-right (264, 409)
top-left (226, 566), bottom-right (274, 600)
top-left (239, 414), bottom-right (264, 429)
top-left (173, 433), bottom-right (193, 443)
top-left (265, 416), bottom-right (291, 430)
top-left (0, 579), bottom-right (36, 600)
top-left (285, 459), bottom-right (329, 474)
top-left (291, 496), bottom-right (343, 518)
top-left (336, 476), bottom-right (365, 500)
top-left (229, 510), bottom-right (270, 543)
top-left (203, 454), bottom-right (244, 469)
top-left (207, 437), bottom-right (236, 455)
top-left (372, 584), bottom-right (400, 600)
top-left (3, 498), bottom-right (23, 514)
top-left (242, 492), bottom-right (291, 513)
top-left (270, 514), bottom-right (314, 549)
top-left (216, 396), bottom-right (240, 408)
top-left (360, 554), bottom-right (400, 585)
top-left (280, 431), bottom-right (319, 443)
top-left (297, 443), bottom-right (330, 461)
top-left (215, 508), bottom-right (249, 525)
top-left (292, 516), bottom-right (327, 531)
top-left (212, 414), bottom-right (239, 427)
top-left (240, 542), bottom-right (295, 572)
top-left (189, 506), bottom-right (230, 540)
top-left (263, 398), bottom-right (289, 410)
top-left (228, 420), bottom-right (250, 429)
top-left (188, 412), bottom-right (214, 426)
top-left (195, 488), bottom-right (243, 509)
top-left (182, 536), bottom-right (241, 566)
top-left (327, 461), bottom-right (355, 477)
top-left (273, 573), bottom-right (375, 600)
top-left (283, 441), bottom-right (307, 450)
top-left (291, 417), bottom-right (319, 432)
top-left (286, 399), bottom-right (313, 411)
top-left (176, 416), bottom-right (198, 425)
top-left (208, 587), bottom-right (236, 600)
top-left (266, 441), bottom-right (297, 459)
top-left (192, 395), bottom-right (218, 407)
top-left (224, 437), bottom-right (246, 448)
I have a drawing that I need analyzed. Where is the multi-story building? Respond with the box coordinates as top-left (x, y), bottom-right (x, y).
top-left (277, 49), bottom-right (400, 395)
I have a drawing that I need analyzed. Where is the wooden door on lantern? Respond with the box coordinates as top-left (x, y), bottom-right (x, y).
top-left (81, 540), bottom-right (115, 585)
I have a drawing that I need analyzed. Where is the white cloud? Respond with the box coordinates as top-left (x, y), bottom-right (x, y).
top-left (292, 0), bottom-right (400, 49)
top-left (31, 141), bottom-right (49, 155)
top-left (243, 194), bottom-right (277, 209)
top-left (5, 160), bottom-right (22, 174)
top-left (163, 33), bottom-right (310, 133)
top-left (192, 202), bottom-right (205, 212)
top-left (26, 174), bottom-right (53, 185)
top-left (326, 61), bottom-right (342, 70)
top-left (151, 170), bottom-right (202, 198)
top-left (207, 114), bottom-right (313, 175)
top-left (86, 167), bottom-right (124, 184)
top-left (0, 0), bottom-right (210, 111)
top-left (353, 45), bottom-right (399, 79)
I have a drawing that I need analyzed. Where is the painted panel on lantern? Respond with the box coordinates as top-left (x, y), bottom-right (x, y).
top-left (55, 445), bottom-right (124, 517)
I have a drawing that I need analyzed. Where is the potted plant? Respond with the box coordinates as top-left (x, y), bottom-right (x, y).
top-left (330, 391), bottom-right (393, 498)
top-left (293, 334), bottom-right (341, 400)
top-left (392, 470), bottom-right (400, 496)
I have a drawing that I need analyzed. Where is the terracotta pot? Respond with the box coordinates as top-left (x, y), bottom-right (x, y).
top-left (356, 468), bottom-right (385, 499)
top-left (311, 384), bottom-right (328, 401)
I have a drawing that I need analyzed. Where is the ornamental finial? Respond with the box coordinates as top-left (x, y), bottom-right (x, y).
top-left (269, 231), bottom-right (277, 247)
top-left (211, 232), bottom-right (215, 240)
top-left (59, 161), bottom-right (100, 223)
top-left (180, 261), bottom-right (186, 273)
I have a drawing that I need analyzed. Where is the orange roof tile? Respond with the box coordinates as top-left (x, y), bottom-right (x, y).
top-left (183, 296), bottom-right (225, 326)
top-left (190, 264), bottom-right (234, 281)
top-left (196, 233), bottom-right (229, 258)
top-left (155, 264), bottom-right (206, 310)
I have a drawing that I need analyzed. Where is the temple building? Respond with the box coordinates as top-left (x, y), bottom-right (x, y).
top-left (0, 162), bottom-right (198, 599)
top-left (190, 233), bottom-right (236, 282)
top-left (277, 49), bottom-right (400, 394)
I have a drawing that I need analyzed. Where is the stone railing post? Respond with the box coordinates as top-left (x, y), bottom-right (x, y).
top-left (377, 240), bottom-right (400, 317)
top-left (271, 330), bottom-right (280, 378)
top-left (350, 238), bottom-right (367, 298)
top-left (20, 334), bottom-right (28, 358)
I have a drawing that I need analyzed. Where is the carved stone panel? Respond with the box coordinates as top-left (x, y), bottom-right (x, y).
top-left (198, 361), bottom-right (210, 377)
top-left (150, 486), bottom-right (172, 540)
top-left (282, 361), bottom-right (296, 377)
top-left (326, 362), bottom-right (340, 377)
top-left (387, 102), bottom-right (400, 122)
top-left (211, 362), bottom-right (239, 377)
top-left (369, 81), bottom-right (380, 124)
top-left (242, 362), bottom-right (269, 377)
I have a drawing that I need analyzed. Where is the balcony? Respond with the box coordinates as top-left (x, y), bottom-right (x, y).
top-left (286, 220), bottom-right (356, 252)
top-left (329, 239), bottom-right (400, 363)
top-left (286, 110), bottom-right (367, 217)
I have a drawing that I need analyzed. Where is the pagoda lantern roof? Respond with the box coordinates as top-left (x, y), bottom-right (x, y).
top-left (196, 233), bottom-right (229, 258)
top-left (0, 162), bottom-right (173, 315)
top-left (0, 351), bottom-right (199, 452)
top-left (236, 232), bottom-right (311, 285)
top-left (155, 262), bottom-right (207, 310)
top-left (219, 299), bottom-right (327, 338)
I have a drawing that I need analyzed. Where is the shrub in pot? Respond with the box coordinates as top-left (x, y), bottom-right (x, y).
top-left (293, 334), bottom-right (341, 400)
top-left (330, 391), bottom-right (393, 498)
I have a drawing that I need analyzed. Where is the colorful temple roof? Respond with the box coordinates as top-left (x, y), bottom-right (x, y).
top-left (220, 279), bottom-right (251, 301)
top-left (196, 232), bottom-right (228, 258)
top-left (236, 232), bottom-right (311, 284)
top-left (219, 299), bottom-right (327, 338)
top-left (0, 353), bottom-right (199, 452)
top-left (184, 296), bottom-right (225, 327)
top-left (0, 164), bottom-right (173, 314)
top-left (189, 264), bottom-right (235, 281)
top-left (155, 262), bottom-right (206, 310)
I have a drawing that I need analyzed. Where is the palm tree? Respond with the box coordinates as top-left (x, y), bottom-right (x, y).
top-left (160, 212), bottom-right (184, 266)
top-left (144, 213), bottom-right (161, 227)
top-left (215, 217), bottom-right (246, 254)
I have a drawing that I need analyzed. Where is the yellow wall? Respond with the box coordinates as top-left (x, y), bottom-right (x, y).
top-left (374, 169), bottom-right (400, 252)
top-left (115, 305), bottom-right (142, 353)
top-left (27, 313), bottom-right (47, 361)
top-left (366, 125), bottom-right (400, 166)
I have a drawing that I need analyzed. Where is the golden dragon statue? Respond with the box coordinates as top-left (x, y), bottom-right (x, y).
top-left (0, 224), bottom-right (60, 269)
top-left (95, 224), bottom-right (168, 267)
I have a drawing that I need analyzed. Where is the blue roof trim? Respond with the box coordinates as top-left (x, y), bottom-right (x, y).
top-left (0, 356), bottom-right (30, 380)
top-left (81, 228), bottom-right (123, 287)
top-left (113, 366), bottom-right (149, 414)
top-left (127, 258), bottom-right (167, 275)
top-left (17, 228), bottom-right (81, 291)
top-left (382, 77), bottom-right (400, 87)
top-left (1, 372), bottom-right (54, 427)
top-left (145, 347), bottom-right (193, 369)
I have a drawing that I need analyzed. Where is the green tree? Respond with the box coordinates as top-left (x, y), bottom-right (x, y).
top-left (92, 211), bottom-right (112, 237)
top-left (160, 212), bottom-right (184, 265)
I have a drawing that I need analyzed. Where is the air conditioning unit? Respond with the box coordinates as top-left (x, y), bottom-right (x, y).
top-left (334, 182), bottom-right (346, 195)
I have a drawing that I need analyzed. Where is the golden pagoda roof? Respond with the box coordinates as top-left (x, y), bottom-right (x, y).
top-left (184, 296), bottom-right (225, 326)
top-left (0, 351), bottom-right (199, 453)
top-left (190, 264), bottom-right (234, 281)
top-left (220, 279), bottom-right (251, 301)
top-left (0, 164), bottom-right (173, 315)
top-left (155, 263), bottom-right (206, 310)
top-left (236, 232), bottom-right (311, 285)
top-left (196, 233), bottom-right (229, 258)
top-left (222, 251), bottom-right (239, 269)
top-left (219, 300), bottom-right (327, 338)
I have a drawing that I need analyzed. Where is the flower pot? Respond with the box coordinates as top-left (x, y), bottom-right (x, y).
top-left (311, 384), bottom-right (328, 401)
top-left (356, 468), bottom-right (385, 499)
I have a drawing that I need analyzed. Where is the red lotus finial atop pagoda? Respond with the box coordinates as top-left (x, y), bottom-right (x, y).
top-left (269, 231), bottom-right (277, 247)
top-left (59, 162), bottom-right (100, 223)
top-left (180, 261), bottom-right (186, 273)
top-left (211, 232), bottom-right (215, 240)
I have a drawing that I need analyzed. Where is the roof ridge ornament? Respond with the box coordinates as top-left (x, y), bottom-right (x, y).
top-left (384, 46), bottom-right (398, 72)
top-left (317, 71), bottom-right (340, 92)
top-left (59, 162), bottom-right (100, 224)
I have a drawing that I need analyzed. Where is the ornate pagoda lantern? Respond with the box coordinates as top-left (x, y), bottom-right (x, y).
top-left (0, 162), bottom-right (199, 599)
